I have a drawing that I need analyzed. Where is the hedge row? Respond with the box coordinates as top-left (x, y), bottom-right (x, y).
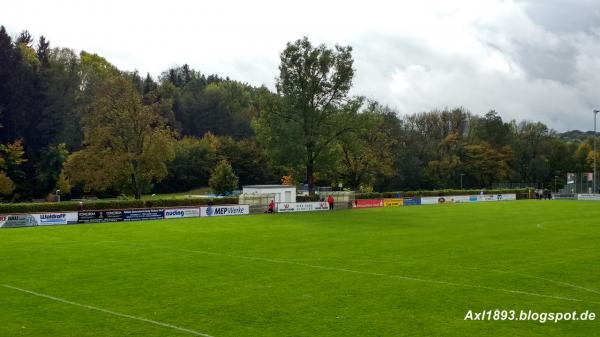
top-left (0, 197), bottom-right (239, 214)
top-left (355, 188), bottom-right (531, 199)
top-left (296, 195), bottom-right (321, 202)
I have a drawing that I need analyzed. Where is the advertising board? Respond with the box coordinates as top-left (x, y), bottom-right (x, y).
top-left (200, 205), bottom-right (250, 217)
top-left (0, 212), bottom-right (78, 228)
top-left (421, 194), bottom-right (516, 205)
top-left (420, 197), bottom-right (443, 205)
top-left (352, 199), bottom-right (384, 208)
top-left (446, 195), bottom-right (474, 203)
top-left (476, 194), bottom-right (517, 202)
top-left (477, 194), bottom-right (497, 202)
top-left (402, 197), bottom-right (421, 206)
top-left (78, 210), bottom-right (124, 223)
top-left (33, 212), bottom-right (78, 225)
top-left (122, 209), bottom-right (164, 221)
top-left (383, 198), bottom-right (403, 207)
top-left (577, 194), bottom-right (600, 201)
top-left (164, 208), bottom-right (200, 219)
top-left (0, 214), bottom-right (38, 228)
top-left (499, 194), bottom-right (517, 201)
top-left (276, 202), bottom-right (329, 212)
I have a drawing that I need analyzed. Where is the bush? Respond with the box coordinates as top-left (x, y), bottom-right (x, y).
top-left (296, 195), bottom-right (320, 202)
top-left (0, 197), bottom-right (239, 214)
top-left (355, 188), bottom-right (530, 200)
top-left (209, 160), bottom-right (239, 195)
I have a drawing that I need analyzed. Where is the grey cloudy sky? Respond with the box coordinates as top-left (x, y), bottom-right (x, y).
top-left (2, 0), bottom-right (600, 131)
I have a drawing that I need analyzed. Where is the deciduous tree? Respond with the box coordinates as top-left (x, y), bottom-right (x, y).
top-left (255, 37), bottom-right (360, 194)
top-left (65, 74), bottom-right (175, 199)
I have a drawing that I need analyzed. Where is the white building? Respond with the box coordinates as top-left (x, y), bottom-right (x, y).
top-left (241, 185), bottom-right (296, 203)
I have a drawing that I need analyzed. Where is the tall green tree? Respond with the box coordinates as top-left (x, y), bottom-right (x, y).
top-left (255, 37), bottom-right (361, 194)
top-left (65, 74), bottom-right (175, 199)
top-left (156, 136), bottom-right (217, 193)
top-left (336, 103), bottom-right (396, 189)
top-left (35, 143), bottom-right (69, 195)
top-left (463, 142), bottom-right (511, 187)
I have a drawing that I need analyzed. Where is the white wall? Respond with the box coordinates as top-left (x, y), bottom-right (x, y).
top-left (242, 186), bottom-right (296, 203)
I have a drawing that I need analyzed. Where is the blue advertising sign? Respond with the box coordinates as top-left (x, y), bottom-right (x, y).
top-left (403, 197), bottom-right (421, 206)
top-left (122, 209), bottom-right (164, 221)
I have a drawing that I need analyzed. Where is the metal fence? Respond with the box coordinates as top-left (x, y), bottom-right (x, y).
top-left (239, 191), bottom-right (356, 212)
top-left (492, 183), bottom-right (538, 189)
top-left (238, 193), bottom-right (277, 214)
top-left (561, 173), bottom-right (594, 194)
top-left (315, 191), bottom-right (355, 209)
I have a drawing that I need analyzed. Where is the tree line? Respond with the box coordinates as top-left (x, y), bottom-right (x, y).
top-left (1, 27), bottom-right (598, 200)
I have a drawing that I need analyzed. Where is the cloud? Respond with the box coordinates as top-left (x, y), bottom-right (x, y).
top-left (350, 0), bottom-right (600, 130)
top-left (2, 0), bottom-right (600, 130)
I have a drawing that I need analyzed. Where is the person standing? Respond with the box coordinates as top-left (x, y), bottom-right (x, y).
top-left (327, 195), bottom-right (335, 210)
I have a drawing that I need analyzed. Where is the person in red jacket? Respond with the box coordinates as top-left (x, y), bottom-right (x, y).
top-left (327, 195), bottom-right (334, 210)
top-left (267, 199), bottom-right (275, 213)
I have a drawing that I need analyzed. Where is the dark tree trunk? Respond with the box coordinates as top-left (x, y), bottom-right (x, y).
top-left (131, 173), bottom-right (142, 199)
top-left (307, 158), bottom-right (315, 196)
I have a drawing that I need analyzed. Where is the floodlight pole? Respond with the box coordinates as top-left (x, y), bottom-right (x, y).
top-left (460, 173), bottom-right (464, 190)
top-left (554, 176), bottom-right (558, 193)
top-left (594, 110), bottom-right (599, 194)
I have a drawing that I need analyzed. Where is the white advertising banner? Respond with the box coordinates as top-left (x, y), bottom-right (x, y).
top-left (276, 202), bottom-right (329, 213)
top-left (477, 194), bottom-right (517, 202)
top-left (164, 208), bottom-right (200, 219)
top-left (499, 194), bottom-right (517, 201)
top-left (446, 195), bottom-right (474, 203)
top-left (200, 205), bottom-right (250, 217)
top-left (577, 194), bottom-right (600, 201)
top-left (33, 212), bottom-right (78, 226)
top-left (421, 194), bottom-right (516, 205)
top-left (0, 212), bottom-right (78, 228)
top-left (421, 197), bottom-right (445, 205)
top-left (0, 214), bottom-right (37, 228)
top-left (477, 194), bottom-right (498, 202)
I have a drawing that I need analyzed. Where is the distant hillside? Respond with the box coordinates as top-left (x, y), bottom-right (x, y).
top-left (559, 130), bottom-right (597, 141)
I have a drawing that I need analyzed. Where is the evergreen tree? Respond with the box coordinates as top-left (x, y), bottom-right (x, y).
top-left (209, 160), bottom-right (239, 195)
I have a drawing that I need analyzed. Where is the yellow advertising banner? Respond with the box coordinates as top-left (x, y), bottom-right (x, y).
top-left (383, 198), bottom-right (403, 207)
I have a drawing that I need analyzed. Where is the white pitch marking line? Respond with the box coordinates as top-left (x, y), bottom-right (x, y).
top-left (101, 240), bottom-right (599, 305)
top-left (2, 284), bottom-right (215, 337)
top-left (280, 256), bottom-right (600, 296)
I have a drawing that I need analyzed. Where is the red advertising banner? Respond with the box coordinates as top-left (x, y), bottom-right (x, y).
top-left (352, 199), bottom-right (384, 208)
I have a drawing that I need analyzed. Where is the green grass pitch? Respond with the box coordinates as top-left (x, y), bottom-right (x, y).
top-left (1, 200), bottom-right (599, 336)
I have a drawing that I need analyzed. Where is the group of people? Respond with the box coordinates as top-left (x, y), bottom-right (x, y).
top-left (534, 189), bottom-right (552, 200)
top-left (267, 194), bottom-right (335, 213)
